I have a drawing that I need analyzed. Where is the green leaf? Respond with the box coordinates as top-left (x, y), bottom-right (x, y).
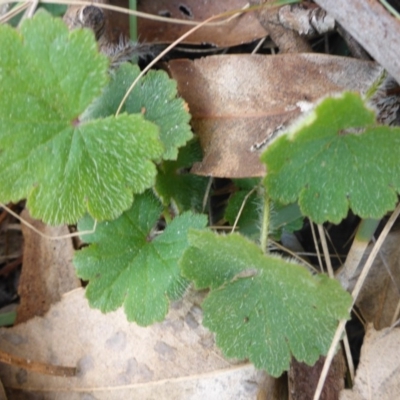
top-left (74, 191), bottom-right (208, 326)
top-left (0, 11), bottom-right (163, 224)
top-left (181, 230), bottom-right (351, 376)
top-left (6, 3), bottom-right (67, 27)
top-left (270, 202), bottom-right (304, 239)
top-left (84, 62), bottom-right (192, 160)
top-left (155, 139), bottom-right (209, 212)
top-left (262, 92), bottom-right (400, 224)
top-left (41, 3), bottom-right (68, 16)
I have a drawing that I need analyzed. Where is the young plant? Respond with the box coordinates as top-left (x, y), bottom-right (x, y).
top-left (6, 10), bottom-right (398, 379)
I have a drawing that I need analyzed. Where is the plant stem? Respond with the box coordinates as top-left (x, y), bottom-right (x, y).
top-left (336, 218), bottom-right (380, 290)
top-left (314, 204), bottom-right (400, 400)
top-left (0, 311), bottom-right (16, 327)
top-left (260, 190), bottom-right (270, 253)
top-left (356, 218), bottom-right (380, 242)
top-left (380, 0), bottom-right (400, 19)
top-left (317, 224), bottom-right (334, 277)
top-left (163, 208), bottom-right (172, 225)
top-left (129, 0), bottom-right (137, 42)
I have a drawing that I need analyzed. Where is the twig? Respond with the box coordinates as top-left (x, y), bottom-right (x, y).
top-left (0, 349), bottom-right (76, 377)
top-left (115, 6), bottom-right (251, 115)
top-left (310, 222), bottom-right (324, 272)
top-left (313, 202), bottom-right (400, 400)
top-left (0, 203), bottom-right (97, 241)
top-left (231, 186), bottom-right (258, 233)
top-left (317, 224), bottom-right (334, 277)
top-left (314, 0), bottom-right (400, 83)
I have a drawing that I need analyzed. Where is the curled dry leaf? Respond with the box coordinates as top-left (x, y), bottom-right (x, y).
top-left (278, 4), bottom-right (335, 36)
top-left (138, 0), bottom-right (267, 46)
top-left (0, 379), bottom-right (5, 400)
top-left (344, 229), bottom-right (400, 330)
top-left (314, 0), bottom-right (400, 84)
top-left (167, 53), bottom-right (382, 178)
top-left (249, 0), bottom-right (312, 53)
top-left (63, 0), bottom-right (128, 47)
top-left (340, 325), bottom-right (400, 400)
top-left (0, 289), bottom-right (268, 399)
top-left (16, 210), bottom-right (80, 324)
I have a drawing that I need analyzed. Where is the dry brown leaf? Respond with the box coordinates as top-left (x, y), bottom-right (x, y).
top-left (278, 5), bottom-right (335, 37)
top-left (250, 0), bottom-right (312, 53)
top-left (340, 325), bottom-right (400, 400)
top-left (288, 352), bottom-right (345, 400)
top-left (0, 288), bottom-right (267, 399)
top-left (346, 230), bottom-right (400, 330)
top-left (15, 210), bottom-right (80, 324)
top-left (314, 0), bottom-right (400, 84)
top-left (0, 379), bottom-right (6, 400)
top-left (167, 53), bottom-right (382, 178)
top-left (64, 0), bottom-right (129, 47)
top-left (138, 0), bottom-right (267, 46)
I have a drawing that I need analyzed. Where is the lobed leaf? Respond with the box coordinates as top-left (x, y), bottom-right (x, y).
top-left (74, 191), bottom-right (207, 326)
top-left (181, 230), bottom-right (351, 376)
top-left (84, 62), bottom-right (193, 160)
top-left (262, 92), bottom-right (400, 224)
top-left (0, 11), bottom-right (163, 224)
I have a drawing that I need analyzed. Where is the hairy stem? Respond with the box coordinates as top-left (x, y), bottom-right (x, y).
top-left (260, 190), bottom-right (270, 253)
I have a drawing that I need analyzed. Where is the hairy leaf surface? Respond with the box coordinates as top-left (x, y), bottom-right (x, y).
top-left (84, 62), bottom-right (192, 160)
top-left (0, 11), bottom-right (163, 224)
top-left (181, 230), bottom-right (351, 376)
top-left (74, 191), bottom-right (207, 326)
top-left (262, 92), bottom-right (400, 223)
